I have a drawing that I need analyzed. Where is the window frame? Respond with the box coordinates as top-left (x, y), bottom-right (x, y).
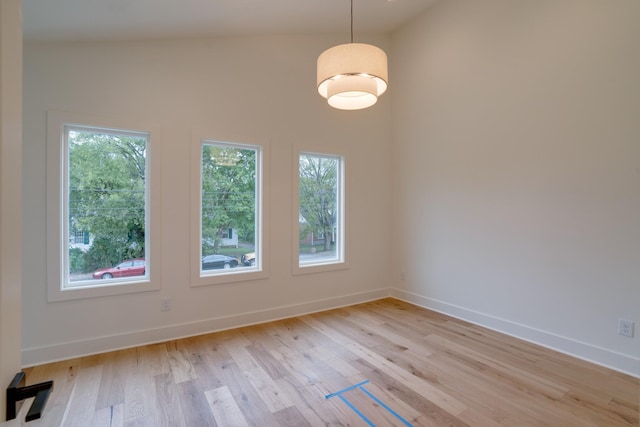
top-left (292, 146), bottom-right (348, 275)
top-left (190, 129), bottom-right (269, 287)
top-left (46, 111), bottom-right (162, 302)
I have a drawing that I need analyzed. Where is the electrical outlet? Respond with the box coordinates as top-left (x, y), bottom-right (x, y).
top-left (618, 319), bottom-right (634, 338)
top-left (160, 298), bottom-right (171, 312)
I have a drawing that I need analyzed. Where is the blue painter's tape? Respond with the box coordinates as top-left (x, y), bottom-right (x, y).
top-left (326, 379), bottom-right (414, 427)
top-left (359, 385), bottom-right (413, 427)
top-left (338, 394), bottom-right (376, 427)
top-left (325, 380), bottom-right (370, 399)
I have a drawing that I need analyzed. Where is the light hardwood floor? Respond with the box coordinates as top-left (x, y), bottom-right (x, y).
top-left (19, 298), bottom-right (639, 426)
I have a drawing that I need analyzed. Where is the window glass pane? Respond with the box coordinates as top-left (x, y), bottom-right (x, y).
top-left (201, 143), bottom-right (258, 275)
top-left (66, 127), bottom-right (148, 286)
top-left (298, 153), bottom-right (343, 266)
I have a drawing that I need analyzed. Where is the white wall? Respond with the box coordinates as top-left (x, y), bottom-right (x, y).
top-left (22, 35), bottom-right (393, 365)
top-left (0, 0), bottom-right (23, 420)
top-left (390, 0), bottom-right (640, 376)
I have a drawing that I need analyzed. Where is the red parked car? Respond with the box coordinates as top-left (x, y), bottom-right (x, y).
top-left (93, 258), bottom-right (146, 279)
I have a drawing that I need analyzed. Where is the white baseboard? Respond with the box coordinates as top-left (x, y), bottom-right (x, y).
top-left (23, 287), bottom-right (639, 378)
top-left (21, 288), bottom-right (390, 367)
top-left (390, 288), bottom-right (639, 378)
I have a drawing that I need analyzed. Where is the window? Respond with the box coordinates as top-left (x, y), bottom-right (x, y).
top-left (191, 133), bottom-right (268, 286)
top-left (72, 230), bottom-right (87, 245)
top-left (295, 152), bottom-right (345, 273)
top-left (47, 111), bottom-right (161, 301)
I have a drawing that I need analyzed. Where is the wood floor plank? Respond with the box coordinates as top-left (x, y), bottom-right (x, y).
top-left (137, 343), bottom-right (171, 377)
top-left (177, 380), bottom-right (216, 427)
top-left (22, 298), bottom-right (638, 426)
top-left (272, 405), bottom-right (313, 427)
top-left (59, 364), bottom-right (103, 427)
top-left (263, 318), bottom-right (320, 353)
top-left (205, 385), bottom-right (249, 427)
top-left (154, 372), bottom-right (187, 427)
top-left (242, 366), bottom-right (294, 413)
top-left (183, 335), bottom-right (227, 392)
top-left (123, 353), bottom-right (159, 426)
top-left (311, 344), bottom-right (363, 379)
top-left (210, 360), bottom-right (282, 426)
top-left (91, 403), bottom-right (124, 427)
top-left (226, 343), bottom-right (260, 371)
top-left (94, 350), bottom-right (126, 411)
top-left (245, 341), bottom-right (291, 380)
top-left (167, 347), bottom-right (198, 384)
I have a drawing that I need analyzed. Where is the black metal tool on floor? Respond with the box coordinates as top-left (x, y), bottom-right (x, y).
top-left (6, 372), bottom-right (54, 422)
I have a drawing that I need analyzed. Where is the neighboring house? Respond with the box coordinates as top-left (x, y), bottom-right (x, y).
top-left (299, 221), bottom-right (334, 247)
top-left (299, 229), bottom-right (325, 247)
top-left (219, 228), bottom-right (238, 248)
top-left (69, 230), bottom-right (92, 251)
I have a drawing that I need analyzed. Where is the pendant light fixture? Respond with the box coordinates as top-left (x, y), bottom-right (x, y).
top-left (317, 0), bottom-right (388, 110)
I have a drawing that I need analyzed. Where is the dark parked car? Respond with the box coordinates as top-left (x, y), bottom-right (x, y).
top-left (93, 258), bottom-right (146, 279)
top-left (202, 254), bottom-right (239, 270)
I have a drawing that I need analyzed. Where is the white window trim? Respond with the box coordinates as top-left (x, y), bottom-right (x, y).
top-left (46, 110), bottom-right (162, 301)
top-left (292, 145), bottom-right (348, 275)
top-left (190, 128), bottom-right (269, 287)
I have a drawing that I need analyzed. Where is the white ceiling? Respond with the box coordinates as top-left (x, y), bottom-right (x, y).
top-left (23, 0), bottom-right (438, 43)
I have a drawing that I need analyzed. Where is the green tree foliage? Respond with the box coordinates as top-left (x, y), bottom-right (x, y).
top-left (68, 130), bottom-right (146, 275)
top-left (201, 144), bottom-right (256, 255)
top-left (299, 154), bottom-right (338, 252)
top-left (68, 247), bottom-right (85, 274)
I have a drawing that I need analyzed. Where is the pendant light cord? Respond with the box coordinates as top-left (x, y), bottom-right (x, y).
top-left (350, 0), bottom-right (354, 43)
